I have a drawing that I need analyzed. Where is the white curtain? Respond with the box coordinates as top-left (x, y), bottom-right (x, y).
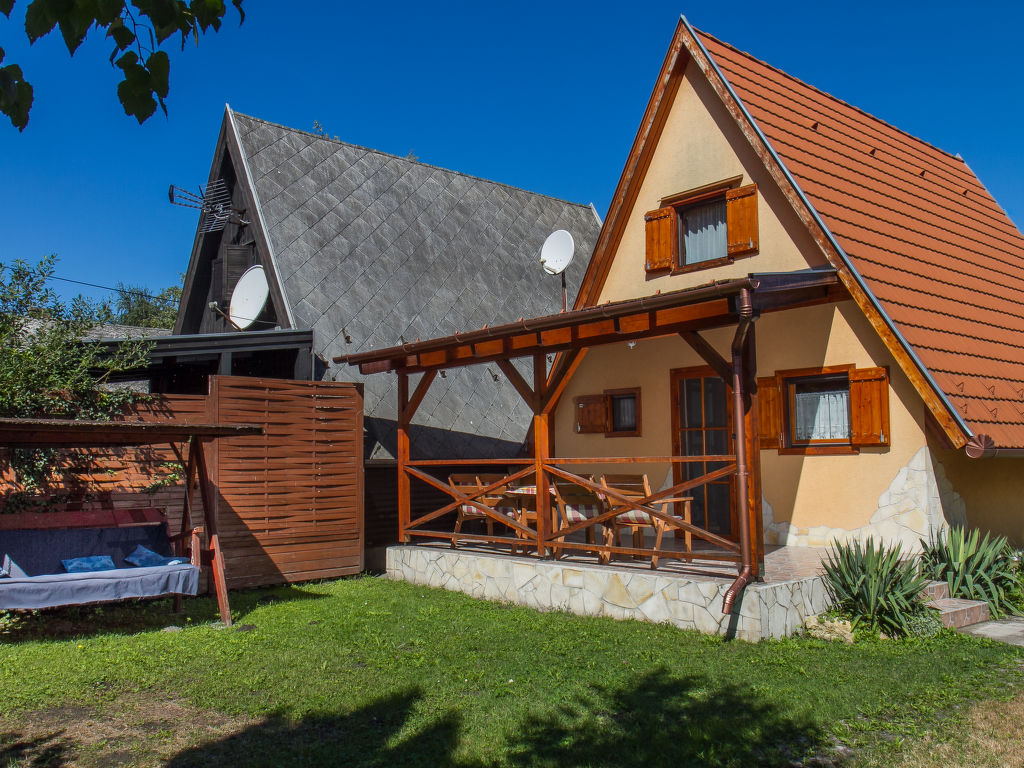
top-left (794, 388), bottom-right (850, 441)
top-left (683, 201), bottom-right (727, 264)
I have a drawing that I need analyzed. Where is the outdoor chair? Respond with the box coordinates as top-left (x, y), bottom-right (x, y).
top-left (599, 473), bottom-right (693, 569)
top-left (448, 473), bottom-right (520, 550)
top-left (551, 475), bottom-right (605, 558)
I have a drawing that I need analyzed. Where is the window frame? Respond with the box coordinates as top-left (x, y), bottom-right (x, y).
top-left (667, 188), bottom-right (733, 275)
top-left (604, 387), bottom-right (642, 438)
top-left (777, 365), bottom-right (859, 456)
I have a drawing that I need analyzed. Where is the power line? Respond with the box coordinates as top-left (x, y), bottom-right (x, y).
top-left (46, 274), bottom-right (178, 307)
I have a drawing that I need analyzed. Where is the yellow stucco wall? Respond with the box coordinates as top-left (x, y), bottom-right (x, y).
top-left (931, 439), bottom-right (1024, 546)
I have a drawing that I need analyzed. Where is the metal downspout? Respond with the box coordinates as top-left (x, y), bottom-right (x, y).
top-left (723, 288), bottom-right (755, 615)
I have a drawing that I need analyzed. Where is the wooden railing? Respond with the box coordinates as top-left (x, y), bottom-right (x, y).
top-left (399, 456), bottom-right (741, 567)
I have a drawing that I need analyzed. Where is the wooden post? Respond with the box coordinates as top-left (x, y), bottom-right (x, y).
top-left (192, 436), bottom-right (232, 626)
top-left (533, 354), bottom-right (550, 557)
top-left (397, 372), bottom-right (411, 544)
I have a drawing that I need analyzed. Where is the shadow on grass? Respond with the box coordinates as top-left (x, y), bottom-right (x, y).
top-left (161, 670), bottom-right (839, 768)
top-left (0, 584), bottom-right (325, 643)
top-left (0, 730), bottom-right (72, 767)
top-left (505, 669), bottom-right (836, 768)
top-left (165, 688), bottom-right (463, 768)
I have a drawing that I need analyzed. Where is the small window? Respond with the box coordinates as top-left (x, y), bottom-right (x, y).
top-left (788, 374), bottom-right (850, 445)
top-left (644, 182), bottom-right (758, 276)
top-left (757, 366), bottom-right (890, 455)
top-left (573, 388), bottom-right (642, 437)
top-left (680, 199), bottom-right (727, 266)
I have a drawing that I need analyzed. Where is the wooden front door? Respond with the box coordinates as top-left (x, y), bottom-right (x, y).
top-left (671, 367), bottom-right (737, 541)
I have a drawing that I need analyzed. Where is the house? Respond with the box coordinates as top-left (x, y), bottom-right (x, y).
top-left (339, 17), bottom-right (1024, 634)
top-left (173, 108), bottom-right (602, 463)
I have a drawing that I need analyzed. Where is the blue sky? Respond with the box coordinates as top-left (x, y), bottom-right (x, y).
top-left (2, 1), bottom-right (1022, 305)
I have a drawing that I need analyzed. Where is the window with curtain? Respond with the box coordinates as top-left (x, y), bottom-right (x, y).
top-left (610, 394), bottom-right (637, 432)
top-left (680, 199), bottom-right (727, 265)
top-left (789, 375), bottom-right (851, 444)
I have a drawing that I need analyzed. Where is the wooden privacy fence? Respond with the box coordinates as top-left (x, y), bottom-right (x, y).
top-left (0, 375), bottom-right (364, 590)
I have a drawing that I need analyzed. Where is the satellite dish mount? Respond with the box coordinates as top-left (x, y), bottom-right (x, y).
top-left (540, 230), bottom-right (575, 312)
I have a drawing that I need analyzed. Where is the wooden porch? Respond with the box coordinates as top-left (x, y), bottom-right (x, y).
top-left (336, 270), bottom-right (842, 616)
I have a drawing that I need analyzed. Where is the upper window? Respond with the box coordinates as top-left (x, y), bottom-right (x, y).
top-left (757, 366), bottom-right (890, 455)
top-left (644, 182), bottom-right (759, 275)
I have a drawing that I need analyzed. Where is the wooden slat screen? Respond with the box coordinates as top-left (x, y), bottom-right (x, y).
top-left (850, 367), bottom-right (890, 447)
top-left (209, 376), bottom-right (364, 588)
top-left (726, 184), bottom-right (758, 256)
top-left (644, 207), bottom-right (677, 272)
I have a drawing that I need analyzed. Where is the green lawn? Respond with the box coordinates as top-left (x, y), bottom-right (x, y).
top-left (1, 576), bottom-right (1021, 767)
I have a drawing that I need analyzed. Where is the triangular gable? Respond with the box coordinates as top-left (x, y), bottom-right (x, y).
top-left (574, 16), bottom-right (1024, 450)
top-left (175, 106), bottom-right (293, 335)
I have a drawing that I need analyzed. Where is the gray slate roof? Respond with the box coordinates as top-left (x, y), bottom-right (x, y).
top-left (231, 111), bottom-right (602, 459)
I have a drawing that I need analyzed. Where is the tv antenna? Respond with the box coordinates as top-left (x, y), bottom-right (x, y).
top-left (168, 179), bottom-right (249, 233)
top-left (540, 229), bottom-right (575, 312)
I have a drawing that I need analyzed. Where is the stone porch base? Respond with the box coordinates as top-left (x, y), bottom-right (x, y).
top-left (386, 545), bottom-right (830, 642)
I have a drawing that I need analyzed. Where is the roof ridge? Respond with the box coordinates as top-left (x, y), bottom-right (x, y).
top-left (694, 28), bottom-right (966, 166)
top-left (228, 109), bottom-right (596, 213)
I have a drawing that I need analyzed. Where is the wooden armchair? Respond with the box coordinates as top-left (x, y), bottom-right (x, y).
top-left (551, 475), bottom-right (605, 557)
top-left (599, 473), bottom-right (692, 569)
top-left (448, 473), bottom-right (520, 549)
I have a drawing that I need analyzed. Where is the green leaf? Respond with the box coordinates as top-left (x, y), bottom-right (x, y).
top-left (0, 0), bottom-right (14, 18)
top-left (107, 18), bottom-right (135, 50)
top-left (23, 0), bottom-right (59, 43)
top-left (146, 50), bottom-right (169, 100)
top-left (0, 57), bottom-right (33, 131)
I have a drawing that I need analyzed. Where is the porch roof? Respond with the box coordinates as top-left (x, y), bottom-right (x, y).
top-left (336, 268), bottom-right (840, 374)
top-left (0, 418), bottom-right (262, 449)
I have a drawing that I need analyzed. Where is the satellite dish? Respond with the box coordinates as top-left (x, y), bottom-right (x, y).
top-left (540, 230), bottom-right (575, 275)
top-left (229, 265), bottom-right (269, 329)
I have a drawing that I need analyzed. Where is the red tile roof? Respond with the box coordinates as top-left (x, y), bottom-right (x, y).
top-left (698, 31), bottom-right (1024, 447)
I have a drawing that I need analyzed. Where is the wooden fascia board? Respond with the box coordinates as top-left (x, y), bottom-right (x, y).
top-left (223, 107), bottom-right (295, 330)
top-left (573, 19), bottom-right (690, 310)
top-left (174, 113), bottom-right (230, 335)
top-left (676, 21), bottom-right (969, 449)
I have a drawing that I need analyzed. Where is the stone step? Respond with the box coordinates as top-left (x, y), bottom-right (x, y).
top-left (922, 580), bottom-right (949, 601)
top-left (928, 597), bottom-right (991, 629)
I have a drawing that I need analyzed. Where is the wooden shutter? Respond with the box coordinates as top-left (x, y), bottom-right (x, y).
top-left (644, 207), bottom-right (677, 272)
top-left (756, 376), bottom-right (783, 449)
top-left (574, 394), bottom-right (610, 434)
top-left (850, 367), bottom-right (890, 447)
top-left (210, 256), bottom-right (224, 305)
top-left (224, 245), bottom-right (253, 299)
top-left (726, 184), bottom-right (758, 256)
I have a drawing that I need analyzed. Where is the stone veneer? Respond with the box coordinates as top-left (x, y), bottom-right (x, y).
top-left (763, 446), bottom-right (967, 550)
top-left (387, 545), bottom-right (830, 642)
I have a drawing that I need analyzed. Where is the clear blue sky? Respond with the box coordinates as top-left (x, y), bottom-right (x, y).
top-left (2, 1), bottom-right (1022, 305)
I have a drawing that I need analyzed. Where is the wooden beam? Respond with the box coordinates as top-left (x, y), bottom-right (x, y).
top-left (192, 437), bottom-right (231, 626)
top-left (680, 331), bottom-right (731, 382)
top-left (541, 348), bottom-right (587, 415)
top-left (402, 370), bottom-right (436, 423)
top-left (496, 359), bottom-right (536, 410)
top-left (397, 372), bottom-right (411, 544)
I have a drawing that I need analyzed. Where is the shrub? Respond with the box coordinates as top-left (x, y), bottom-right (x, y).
top-left (822, 538), bottom-right (929, 638)
top-left (920, 527), bottom-right (1021, 618)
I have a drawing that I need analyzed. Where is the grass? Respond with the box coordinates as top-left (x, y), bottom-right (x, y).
top-left (0, 576), bottom-right (1021, 767)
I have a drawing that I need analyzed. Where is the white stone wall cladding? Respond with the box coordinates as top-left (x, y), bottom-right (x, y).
top-left (762, 446), bottom-right (967, 550)
top-left (386, 546), bottom-right (831, 641)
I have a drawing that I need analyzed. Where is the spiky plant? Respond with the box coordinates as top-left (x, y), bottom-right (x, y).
top-left (822, 537), bottom-right (929, 638)
top-left (920, 527), bottom-right (1021, 618)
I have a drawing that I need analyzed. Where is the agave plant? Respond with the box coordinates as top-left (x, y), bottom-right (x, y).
top-left (920, 527), bottom-right (1021, 617)
top-left (822, 537), bottom-right (929, 638)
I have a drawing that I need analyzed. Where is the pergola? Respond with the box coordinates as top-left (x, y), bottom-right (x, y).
top-left (338, 269), bottom-right (841, 610)
top-left (0, 417), bottom-right (262, 623)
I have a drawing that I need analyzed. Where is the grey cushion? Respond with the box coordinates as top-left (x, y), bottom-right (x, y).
top-left (0, 564), bottom-right (200, 610)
